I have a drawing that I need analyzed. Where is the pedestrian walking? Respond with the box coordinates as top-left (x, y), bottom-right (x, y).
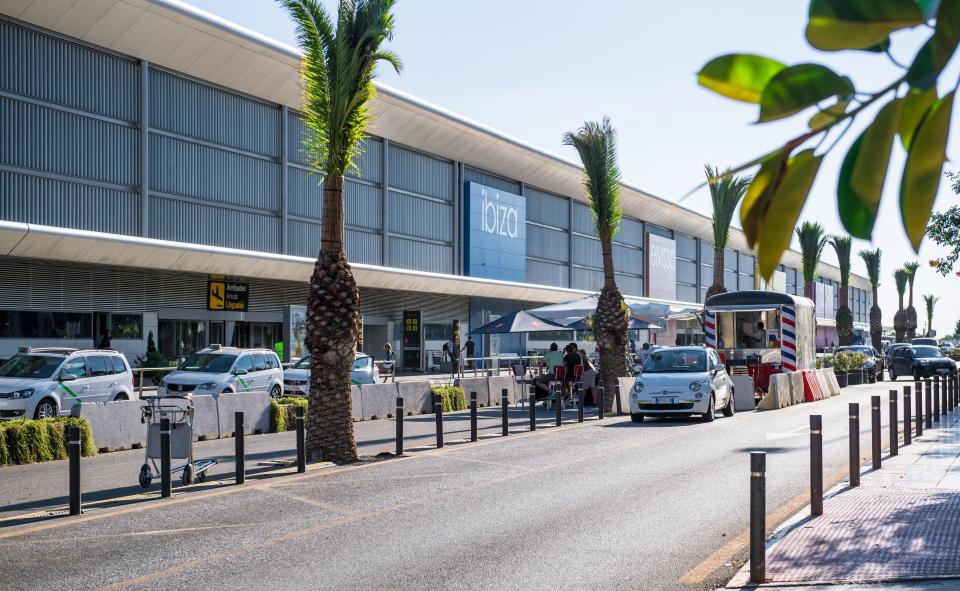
top-left (463, 336), bottom-right (476, 370)
top-left (381, 343), bottom-right (396, 382)
top-left (97, 329), bottom-right (112, 350)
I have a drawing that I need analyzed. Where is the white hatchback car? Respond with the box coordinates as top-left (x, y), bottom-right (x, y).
top-left (159, 346), bottom-right (283, 398)
top-left (283, 352), bottom-right (378, 396)
top-left (0, 347), bottom-right (134, 420)
top-left (629, 347), bottom-right (734, 423)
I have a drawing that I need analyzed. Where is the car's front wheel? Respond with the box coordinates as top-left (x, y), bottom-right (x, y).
top-left (722, 389), bottom-right (735, 417)
top-left (269, 384), bottom-right (282, 399)
top-left (34, 398), bottom-right (57, 419)
top-left (889, 368), bottom-right (897, 381)
top-left (630, 413), bottom-right (644, 423)
top-left (702, 395), bottom-right (716, 422)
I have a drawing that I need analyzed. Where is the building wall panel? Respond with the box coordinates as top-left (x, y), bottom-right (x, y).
top-left (525, 187), bottom-right (568, 228)
top-left (346, 229), bottom-right (382, 265)
top-left (527, 259), bottom-right (568, 288)
top-left (618, 218), bottom-right (644, 247)
top-left (287, 111), bottom-right (311, 166)
top-left (149, 196), bottom-right (280, 253)
top-left (287, 218), bottom-right (319, 259)
top-left (388, 237), bottom-right (452, 274)
top-left (345, 180), bottom-right (382, 231)
top-left (149, 68), bottom-right (279, 157)
top-left (526, 225), bottom-right (568, 262)
top-left (388, 192), bottom-right (452, 242)
top-left (0, 19), bottom-right (139, 122)
top-left (0, 96), bottom-right (139, 186)
top-left (149, 133), bottom-right (279, 211)
top-left (571, 202), bottom-right (596, 236)
top-left (571, 267), bottom-right (602, 292)
top-left (349, 137), bottom-right (382, 184)
top-left (389, 145), bottom-right (452, 201)
top-left (287, 166), bottom-right (322, 219)
top-left (0, 171), bottom-right (139, 235)
top-left (616, 273), bottom-right (643, 298)
top-left (463, 167), bottom-right (519, 195)
top-left (613, 243), bottom-right (643, 276)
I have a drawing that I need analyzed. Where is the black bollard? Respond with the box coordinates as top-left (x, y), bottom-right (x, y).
top-left (598, 379), bottom-right (605, 421)
top-left (615, 383), bottom-right (623, 415)
top-left (434, 393), bottom-right (444, 448)
top-left (555, 383), bottom-right (562, 427)
top-left (750, 452), bottom-right (766, 584)
top-left (396, 396), bottom-right (404, 455)
top-left (68, 425), bottom-right (81, 515)
top-left (295, 405), bottom-right (306, 473)
top-left (904, 386), bottom-right (912, 446)
top-left (916, 381), bottom-right (923, 436)
top-left (235, 411), bottom-right (245, 485)
top-left (849, 402), bottom-right (860, 487)
top-left (889, 390), bottom-right (898, 456)
top-left (810, 415), bottom-right (822, 516)
top-left (941, 375), bottom-right (948, 416)
top-left (470, 391), bottom-right (478, 442)
top-left (926, 380), bottom-right (933, 429)
top-left (871, 396), bottom-right (881, 470)
top-left (577, 385), bottom-right (584, 423)
top-left (529, 394), bottom-right (536, 431)
top-left (160, 416), bottom-right (171, 498)
top-left (934, 376), bottom-right (941, 421)
top-left (501, 389), bottom-right (509, 436)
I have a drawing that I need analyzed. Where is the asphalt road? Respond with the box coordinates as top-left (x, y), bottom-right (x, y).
top-left (0, 382), bottom-right (923, 591)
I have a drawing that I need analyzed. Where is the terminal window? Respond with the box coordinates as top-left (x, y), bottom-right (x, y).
top-left (110, 314), bottom-right (143, 340)
top-left (0, 310), bottom-right (93, 339)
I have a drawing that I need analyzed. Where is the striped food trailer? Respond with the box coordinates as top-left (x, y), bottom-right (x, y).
top-left (704, 291), bottom-right (816, 392)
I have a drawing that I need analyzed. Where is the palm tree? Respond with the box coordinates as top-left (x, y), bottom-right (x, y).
top-left (904, 262), bottom-right (920, 340)
top-left (278, 0), bottom-right (401, 463)
top-left (893, 268), bottom-right (909, 342)
top-left (858, 249), bottom-right (882, 352)
top-left (831, 236), bottom-right (853, 346)
top-left (923, 294), bottom-right (940, 337)
top-left (796, 222), bottom-right (828, 300)
top-left (704, 165), bottom-right (751, 301)
top-left (562, 118), bottom-right (628, 413)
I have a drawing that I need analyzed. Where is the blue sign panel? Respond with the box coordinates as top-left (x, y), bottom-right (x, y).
top-left (463, 182), bottom-right (526, 282)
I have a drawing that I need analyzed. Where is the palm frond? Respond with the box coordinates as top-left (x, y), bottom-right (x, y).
top-left (830, 236), bottom-right (852, 289)
top-left (904, 261), bottom-right (920, 289)
top-left (562, 117), bottom-right (622, 241)
top-left (858, 248), bottom-right (881, 289)
top-left (278, 0), bottom-right (402, 178)
top-left (705, 164), bottom-right (751, 250)
top-left (796, 222), bottom-right (828, 283)
top-left (894, 268), bottom-right (908, 297)
top-left (923, 294), bottom-right (940, 316)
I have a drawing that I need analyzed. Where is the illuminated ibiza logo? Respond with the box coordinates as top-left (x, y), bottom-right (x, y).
top-left (481, 189), bottom-right (520, 239)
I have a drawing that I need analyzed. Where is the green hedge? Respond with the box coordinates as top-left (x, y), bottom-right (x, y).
top-left (0, 417), bottom-right (95, 466)
top-left (430, 386), bottom-right (466, 412)
top-left (271, 397), bottom-right (308, 433)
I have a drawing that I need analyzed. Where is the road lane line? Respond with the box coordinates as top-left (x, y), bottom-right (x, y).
top-left (261, 488), bottom-right (356, 515)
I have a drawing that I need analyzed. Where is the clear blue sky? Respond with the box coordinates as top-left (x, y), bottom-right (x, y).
top-left (189, 0), bottom-right (959, 337)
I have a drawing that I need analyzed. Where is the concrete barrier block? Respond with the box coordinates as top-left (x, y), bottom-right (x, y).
top-left (78, 399), bottom-right (146, 451)
top-left (217, 392), bottom-right (271, 435)
top-left (616, 377), bottom-right (634, 415)
top-left (352, 385), bottom-right (362, 421)
top-left (191, 394), bottom-right (221, 440)
top-left (487, 376), bottom-right (516, 404)
top-left (359, 383), bottom-right (399, 419)
top-left (759, 373), bottom-right (793, 410)
top-left (397, 381), bottom-right (431, 415)
top-left (789, 371), bottom-right (806, 405)
top-left (731, 376), bottom-right (756, 411)
top-left (821, 369), bottom-right (840, 397)
top-left (457, 377), bottom-right (489, 406)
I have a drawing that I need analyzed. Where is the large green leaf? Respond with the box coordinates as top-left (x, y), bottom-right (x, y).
top-left (740, 152), bottom-right (784, 248)
top-left (698, 54), bottom-right (786, 103)
top-left (757, 150), bottom-right (823, 280)
top-left (899, 91), bottom-right (954, 250)
top-left (906, 0), bottom-right (960, 89)
top-left (917, 0), bottom-right (943, 19)
top-left (899, 88), bottom-right (937, 149)
top-left (808, 97), bottom-right (851, 129)
top-left (837, 100), bottom-right (901, 239)
top-left (759, 64), bottom-right (854, 122)
top-left (806, 0), bottom-right (923, 51)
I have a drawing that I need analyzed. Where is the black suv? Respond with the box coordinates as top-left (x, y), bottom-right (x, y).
top-left (889, 345), bottom-right (957, 381)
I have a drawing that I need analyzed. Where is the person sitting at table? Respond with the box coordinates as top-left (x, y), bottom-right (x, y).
top-left (533, 343), bottom-right (564, 399)
top-left (578, 345), bottom-right (598, 404)
top-left (562, 343), bottom-right (584, 402)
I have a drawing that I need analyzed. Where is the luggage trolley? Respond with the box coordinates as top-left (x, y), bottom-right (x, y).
top-left (138, 395), bottom-right (217, 488)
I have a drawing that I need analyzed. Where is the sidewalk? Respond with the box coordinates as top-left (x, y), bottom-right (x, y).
top-left (728, 407), bottom-right (960, 589)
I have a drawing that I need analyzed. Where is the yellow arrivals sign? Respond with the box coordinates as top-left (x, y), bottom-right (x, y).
top-left (208, 281), bottom-right (249, 311)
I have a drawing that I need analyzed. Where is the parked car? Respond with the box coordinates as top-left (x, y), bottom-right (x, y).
top-left (911, 337), bottom-right (939, 347)
top-left (158, 346), bottom-right (283, 398)
top-left (884, 343), bottom-right (911, 375)
top-left (0, 347), bottom-right (134, 420)
top-left (888, 345), bottom-right (957, 381)
top-left (629, 347), bottom-right (734, 423)
top-left (283, 352), bottom-right (379, 396)
top-left (939, 340), bottom-right (955, 352)
top-left (836, 345), bottom-right (883, 383)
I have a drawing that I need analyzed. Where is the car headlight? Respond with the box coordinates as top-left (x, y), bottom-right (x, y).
top-left (159, 379), bottom-right (168, 387)
top-left (197, 383), bottom-right (218, 390)
top-left (10, 388), bottom-right (34, 399)
top-left (689, 381), bottom-right (702, 392)
top-left (919, 359), bottom-right (929, 365)
top-left (632, 381), bottom-right (644, 393)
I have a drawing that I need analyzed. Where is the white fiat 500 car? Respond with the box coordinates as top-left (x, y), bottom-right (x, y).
top-left (629, 347), bottom-right (734, 423)
top-left (159, 346), bottom-right (283, 398)
top-left (283, 352), bottom-right (378, 396)
top-left (0, 347), bottom-right (134, 420)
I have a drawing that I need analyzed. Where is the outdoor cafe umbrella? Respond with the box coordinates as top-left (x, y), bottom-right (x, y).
top-left (529, 295), bottom-right (673, 323)
top-left (563, 317), bottom-right (662, 331)
top-left (469, 310), bottom-right (571, 335)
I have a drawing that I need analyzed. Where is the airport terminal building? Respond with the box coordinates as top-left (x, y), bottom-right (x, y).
top-left (0, 0), bottom-right (872, 367)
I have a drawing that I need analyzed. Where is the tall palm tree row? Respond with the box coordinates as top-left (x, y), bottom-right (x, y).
top-left (278, 0), bottom-right (402, 463)
top-left (923, 294), bottom-right (940, 337)
top-left (893, 268), bottom-right (909, 343)
top-left (704, 165), bottom-right (750, 301)
top-left (562, 118), bottom-right (628, 413)
top-left (857, 249), bottom-right (882, 352)
top-left (796, 222), bottom-right (828, 301)
top-left (830, 236), bottom-right (853, 346)
top-left (904, 262), bottom-right (920, 340)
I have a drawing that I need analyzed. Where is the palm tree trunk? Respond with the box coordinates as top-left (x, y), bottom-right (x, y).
top-left (705, 248), bottom-right (726, 301)
top-left (306, 175), bottom-right (360, 463)
top-left (595, 237), bottom-right (628, 414)
top-left (837, 285), bottom-right (853, 346)
top-left (869, 286), bottom-right (881, 352)
top-left (804, 280), bottom-right (814, 300)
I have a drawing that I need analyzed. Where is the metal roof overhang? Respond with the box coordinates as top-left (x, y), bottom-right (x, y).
top-left (0, 221), bottom-right (613, 304)
top-left (0, 0), bottom-right (866, 290)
